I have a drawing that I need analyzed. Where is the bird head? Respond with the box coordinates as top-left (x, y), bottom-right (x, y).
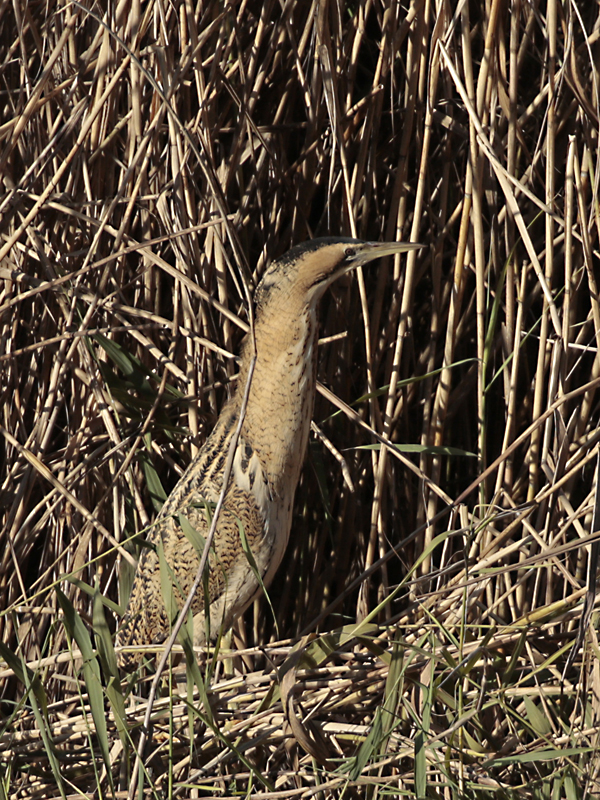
top-left (254, 237), bottom-right (421, 312)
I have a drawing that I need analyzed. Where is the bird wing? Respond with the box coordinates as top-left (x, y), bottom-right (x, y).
top-left (116, 452), bottom-right (267, 666)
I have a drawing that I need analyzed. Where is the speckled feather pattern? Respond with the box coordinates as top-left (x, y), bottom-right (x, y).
top-left (116, 238), bottom-right (414, 667)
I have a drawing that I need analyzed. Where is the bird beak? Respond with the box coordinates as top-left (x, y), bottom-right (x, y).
top-left (351, 240), bottom-right (422, 267)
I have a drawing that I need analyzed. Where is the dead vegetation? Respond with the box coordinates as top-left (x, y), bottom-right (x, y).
top-left (1, 0), bottom-right (600, 797)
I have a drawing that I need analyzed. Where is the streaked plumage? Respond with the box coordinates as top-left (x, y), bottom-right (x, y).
top-left (117, 237), bottom-right (417, 667)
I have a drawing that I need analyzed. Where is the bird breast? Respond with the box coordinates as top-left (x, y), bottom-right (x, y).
top-left (229, 305), bottom-right (318, 569)
top-left (240, 305), bottom-right (318, 494)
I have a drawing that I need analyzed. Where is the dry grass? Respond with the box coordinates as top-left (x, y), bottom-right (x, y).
top-left (1, 0), bottom-right (600, 797)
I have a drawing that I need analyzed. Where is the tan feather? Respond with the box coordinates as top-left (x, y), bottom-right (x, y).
top-left (116, 238), bottom-right (419, 668)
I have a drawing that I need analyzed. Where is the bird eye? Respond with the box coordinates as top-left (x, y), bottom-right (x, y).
top-left (344, 247), bottom-right (356, 260)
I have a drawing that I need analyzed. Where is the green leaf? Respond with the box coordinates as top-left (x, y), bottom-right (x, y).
top-left (179, 620), bottom-right (213, 725)
top-left (68, 576), bottom-right (123, 615)
top-left (178, 513), bottom-right (207, 558)
top-left (157, 540), bottom-right (180, 626)
top-left (93, 590), bottom-right (128, 751)
top-left (139, 449), bottom-right (166, 512)
top-left (236, 516), bottom-right (279, 639)
top-left (488, 747), bottom-right (592, 766)
top-left (16, 648), bottom-right (66, 800)
top-left (414, 666), bottom-right (433, 799)
top-left (523, 695), bottom-right (552, 736)
top-left (356, 443), bottom-right (476, 457)
top-left (279, 622), bottom-right (380, 679)
top-left (0, 642), bottom-right (66, 798)
top-left (381, 636), bottom-right (404, 743)
top-left (56, 589), bottom-right (114, 793)
top-left (331, 359), bottom-right (477, 410)
top-left (0, 641), bottom-right (47, 717)
top-left (93, 332), bottom-right (153, 393)
top-left (173, 612), bottom-right (273, 792)
top-left (177, 506), bottom-right (213, 641)
top-left (563, 768), bottom-right (581, 800)
top-left (348, 706), bottom-right (383, 780)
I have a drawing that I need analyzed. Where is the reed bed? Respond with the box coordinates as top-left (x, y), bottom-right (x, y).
top-left (1, 0), bottom-right (599, 797)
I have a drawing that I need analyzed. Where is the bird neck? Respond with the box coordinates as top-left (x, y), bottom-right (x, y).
top-left (234, 296), bottom-right (319, 494)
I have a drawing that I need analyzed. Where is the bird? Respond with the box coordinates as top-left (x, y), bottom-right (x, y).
top-left (116, 237), bottom-right (418, 667)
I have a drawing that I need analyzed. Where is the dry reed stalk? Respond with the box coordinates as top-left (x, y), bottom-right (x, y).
top-left (1, 0), bottom-right (600, 796)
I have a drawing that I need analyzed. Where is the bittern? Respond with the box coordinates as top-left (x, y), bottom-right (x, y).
top-left (117, 237), bottom-right (417, 667)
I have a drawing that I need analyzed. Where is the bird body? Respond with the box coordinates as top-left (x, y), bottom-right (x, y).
top-left (117, 238), bottom-right (417, 666)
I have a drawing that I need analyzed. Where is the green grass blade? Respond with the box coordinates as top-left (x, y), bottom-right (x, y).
top-left (414, 656), bottom-right (434, 799)
top-left (93, 589), bottom-right (128, 752)
top-left (139, 448), bottom-right (167, 512)
top-left (0, 643), bottom-right (67, 800)
top-left (56, 589), bottom-right (115, 793)
top-left (356, 443), bottom-right (476, 456)
top-left (348, 707), bottom-right (383, 781)
top-left (236, 516), bottom-right (279, 638)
